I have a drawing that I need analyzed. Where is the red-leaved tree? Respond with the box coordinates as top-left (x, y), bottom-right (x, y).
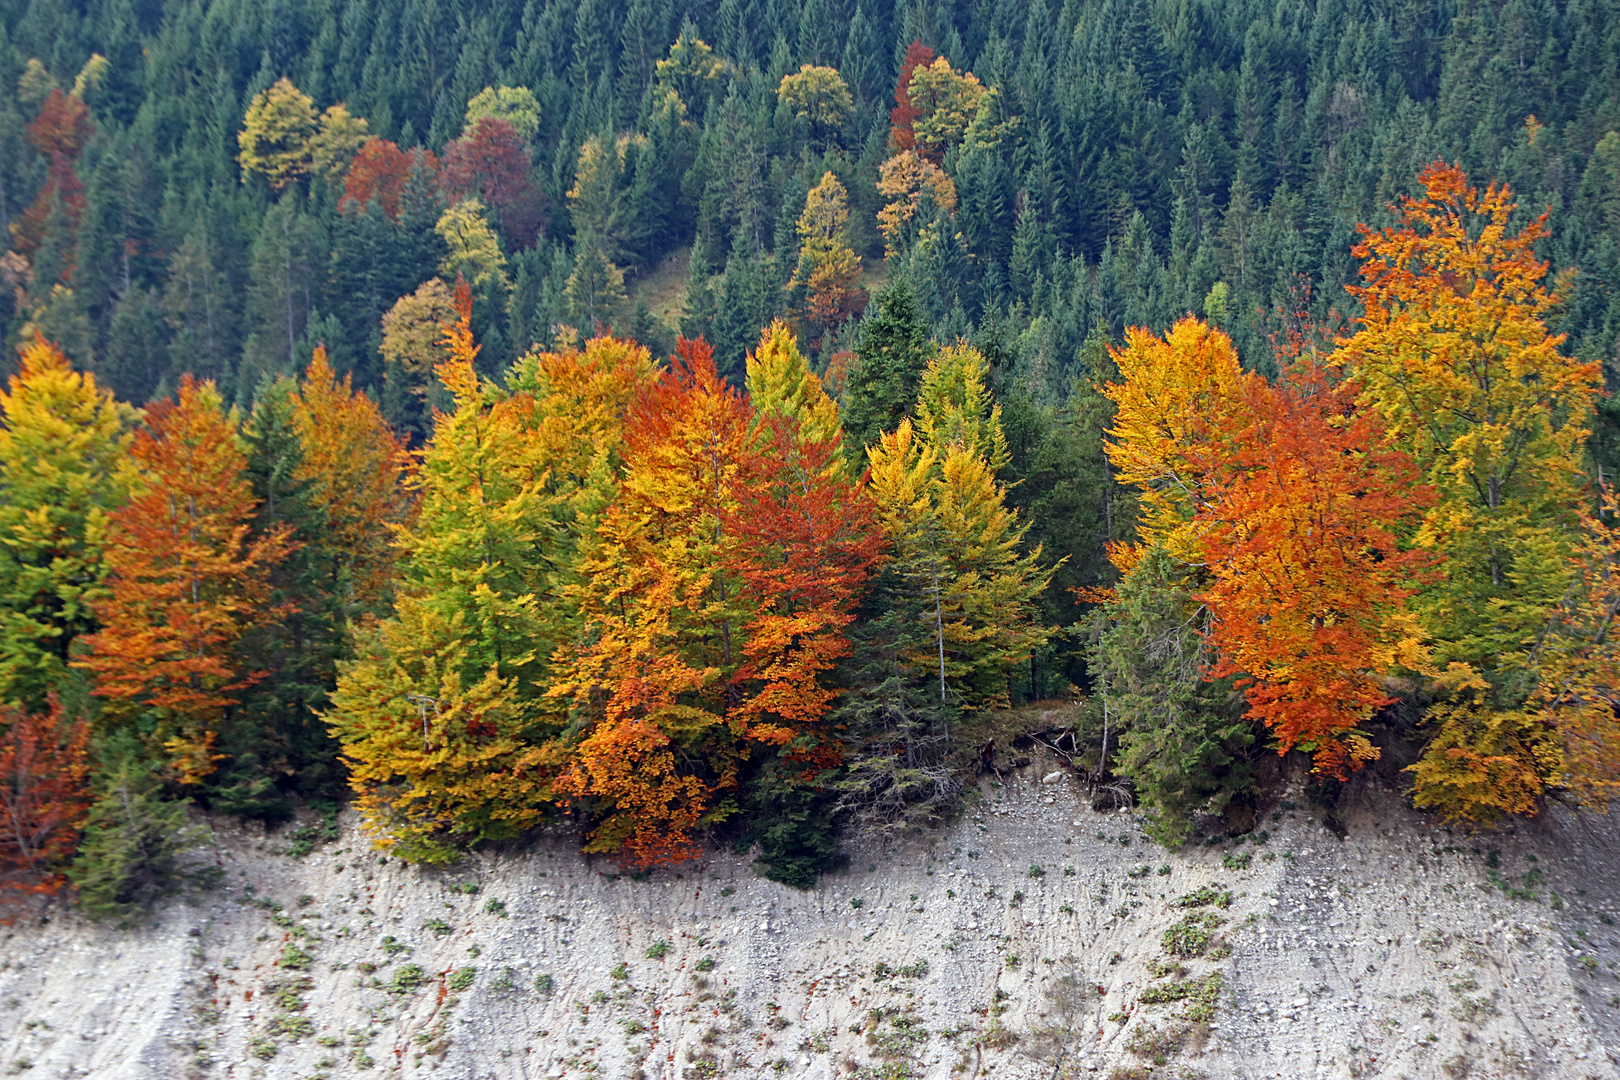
top-left (726, 413), bottom-right (881, 769)
top-left (342, 139), bottom-right (439, 221)
top-left (440, 117), bottom-right (546, 246)
top-left (888, 41), bottom-right (936, 152)
top-left (11, 89), bottom-right (95, 269)
top-left (0, 698), bottom-right (89, 898)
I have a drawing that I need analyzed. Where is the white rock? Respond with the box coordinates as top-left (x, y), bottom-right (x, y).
top-left (1042, 771), bottom-right (1064, 785)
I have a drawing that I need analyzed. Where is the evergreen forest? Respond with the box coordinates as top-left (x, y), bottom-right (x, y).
top-left (4, 0), bottom-right (1620, 913)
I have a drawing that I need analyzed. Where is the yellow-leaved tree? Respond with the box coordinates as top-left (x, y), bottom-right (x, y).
top-left (1334, 163), bottom-right (1601, 821)
top-left (327, 283), bottom-right (655, 862)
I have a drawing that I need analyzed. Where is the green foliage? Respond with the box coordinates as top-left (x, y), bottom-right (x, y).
top-left (742, 757), bottom-right (844, 889)
top-left (1088, 550), bottom-right (1253, 845)
top-left (840, 282), bottom-right (930, 460)
top-left (0, 337), bottom-right (130, 710)
top-left (388, 965), bottom-right (429, 994)
top-left (1161, 913), bottom-right (1227, 958)
top-left (67, 758), bottom-right (214, 924)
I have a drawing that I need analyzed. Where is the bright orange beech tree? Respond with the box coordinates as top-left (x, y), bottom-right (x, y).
top-left (76, 377), bottom-right (292, 784)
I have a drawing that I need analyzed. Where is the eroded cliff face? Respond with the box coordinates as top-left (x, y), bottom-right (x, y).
top-left (3, 758), bottom-right (1619, 1080)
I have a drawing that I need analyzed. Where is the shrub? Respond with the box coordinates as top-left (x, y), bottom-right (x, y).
top-left (1162, 913), bottom-right (1226, 957)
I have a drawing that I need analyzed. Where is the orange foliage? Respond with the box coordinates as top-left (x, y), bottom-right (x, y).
top-left (1198, 363), bottom-right (1434, 777)
top-left (553, 337), bottom-right (752, 868)
top-left (725, 412), bottom-right (882, 766)
top-left (291, 346), bottom-right (416, 610)
top-left (0, 698), bottom-right (89, 898)
top-left (75, 377), bottom-right (292, 783)
top-left (342, 139), bottom-right (438, 221)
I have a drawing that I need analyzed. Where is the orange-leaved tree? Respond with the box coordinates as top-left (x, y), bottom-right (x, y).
top-left (550, 336), bottom-right (755, 868)
top-left (76, 377), bottom-right (292, 784)
top-left (291, 345), bottom-right (416, 614)
top-left (1197, 362), bottom-right (1434, 777)
top-left (1335, 163), bottom-right (1601, 821)
top-left (727, 324), bottom-right (881, 764)
top-left (0, 697), bottom-right (89, 898)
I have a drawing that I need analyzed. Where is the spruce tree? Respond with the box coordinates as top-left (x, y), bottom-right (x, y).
top-left (839, 280), bottom-right (930, 461)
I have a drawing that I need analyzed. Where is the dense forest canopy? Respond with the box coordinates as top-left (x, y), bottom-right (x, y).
top-left (4, 0), bottom-right (1620, 909)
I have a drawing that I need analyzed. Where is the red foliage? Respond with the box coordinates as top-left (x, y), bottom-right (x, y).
top-left (440, 117), bottom-right (546, 246)
top-left (888, 41), bottom-right (936, 152)
top-left (342, 139), bottom-right (438, 221)
top-left (0, 698), bottom-right (89, 899)
top-left (726, 414), bottom-right (882, 769)
top-left (11, 90), bottom-right (95, 267)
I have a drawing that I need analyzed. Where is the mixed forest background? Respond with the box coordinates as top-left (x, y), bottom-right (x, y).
top-left (5, 0), bottom-right (1620, 915)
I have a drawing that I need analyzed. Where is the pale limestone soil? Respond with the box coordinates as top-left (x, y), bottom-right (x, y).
top-left (1, 763), bottom-right (1619, 1080)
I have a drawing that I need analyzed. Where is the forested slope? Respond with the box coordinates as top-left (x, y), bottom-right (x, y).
top-left (5, 0), bottom-right (1620, 916)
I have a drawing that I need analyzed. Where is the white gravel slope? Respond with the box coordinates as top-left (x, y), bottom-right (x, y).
top-left (3, 765), bottom-right (1619, 1080)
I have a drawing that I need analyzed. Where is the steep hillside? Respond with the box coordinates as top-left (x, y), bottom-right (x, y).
top-left (4, 755), bottom-right (1620, 1080)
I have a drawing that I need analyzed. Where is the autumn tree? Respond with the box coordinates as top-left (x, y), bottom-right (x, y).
top-left (786, 173), bottom-right (866, 344)
top-left (0, 698), bottom-right (89, 896)
top-left (1335, 164), bottom-right (1602, 820)
top-left (291, 346), bottom-right (415, 614)
top-left (550, 336), bottom-right (754, 868)
top-left (463, 85), bottom-right (541, 144)
top-left (10, 89), bottom-right (95, 266)
top-left (730, 323), bottom-right (878, 754)
top-left (342, 140), bottom-right (438, 221)
top-left (307, 103), bottom-right (370, 181)
top-left (904, 57), bottom-right (988, 162)
top-left (730, 324), bottom-right (879, 885)
top-left (1197, 362), bottom-right (1433, 778)
top-left (888, 40), bottom-right (936, 151)
top-left (380, 277), bottom-right (459, 428)
top-left (1101, 317), bottom-right (1252, 572)
top-left (0, 334), bottom-right (130, 709)
top-left (329, 286), bottom-right (655, 861)
top-left (238, 77), bottom-right (318, 191)
top-left (213, 348), bottom-right (417, 816)
top-left (75, 376), bottom-right (292, 785)
top-left (877, 151), bottom-right (957, 258)
top-left (865, 343), bottom-right (1050, 708)
top-left (1524, 486), bottom-right (1620, 813)
top-left (441, 117), bottom-right (544, 246)
top-left (436, 200), bottom-right (510, 293)
top-left (777, 65), bottom-right (853, 148)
